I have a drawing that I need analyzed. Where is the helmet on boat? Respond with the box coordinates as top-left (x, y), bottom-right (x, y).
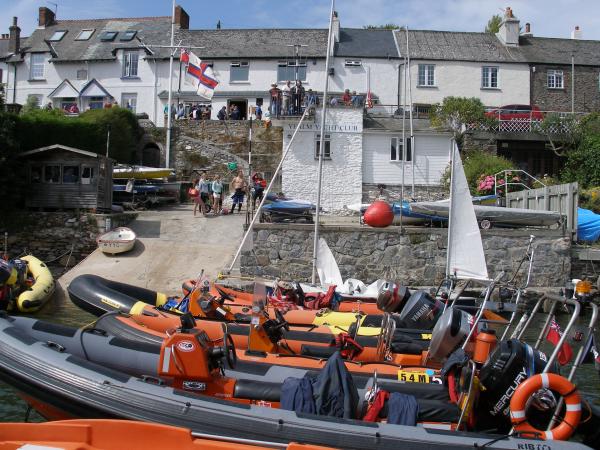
top-left (0, 260), bottom-right (17, 286)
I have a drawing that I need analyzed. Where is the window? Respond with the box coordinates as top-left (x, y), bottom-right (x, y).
top-left (88, 96), bottom-right (104, 109)
top-left (75, 29), bottom-right (95, 41)
top-left (230, 61), bottom-right (249, 82)
top-left (547, 70), bottom-right (564, 89)
top-left (76, 69), bottom-right (88, 80)
top-left (277, 61), bottom-right (307, 82)
top-left (482, 66), bottom-right (498, 89)
top-left (81, 166), bottom-right (96, 185)
top-left (122, 51), bottom-right (139, 78)
top-left (60, 98), bottom-right (77, 112)
top-left (120, 30), bottom-right (137, 41)
top-left (345, 59), bottom-right (362, 67)
top-left (30, 54), bottom-right (45, 80)
top-left (27, 94), bottom-right (42, 109)
top-left (48, 30), bottom-right (67, 41)
top-left (315, 134), bottom-right (331, 160)
top-left (62, 165), bottom-right (80, 184)
top-left (100, 31), bottom-right (118, 42)
top-left (390, 137), bottom-right (412, 162)
top-left (418, 64), bottom-right (435, 87)
top-left (121, 93), bottom-right (137, 112)
top-left (30, 165), bottom-right (43, 183)
top-left (44, 165), bottom-right (60, 183)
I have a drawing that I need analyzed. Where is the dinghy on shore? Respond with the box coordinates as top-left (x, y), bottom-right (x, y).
top-left (96, 227), bottom-right (136, 255)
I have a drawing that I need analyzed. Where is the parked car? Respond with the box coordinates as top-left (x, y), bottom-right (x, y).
top-left (485, 104), bottom-right (544, 121)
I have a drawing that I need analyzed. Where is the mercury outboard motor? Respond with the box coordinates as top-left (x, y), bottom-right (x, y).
top-left (397, 290), bottom-right (444, 329)
top-left (376, 281), bottom-right (410, 313)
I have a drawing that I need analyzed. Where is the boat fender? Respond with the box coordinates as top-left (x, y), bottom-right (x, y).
top-left (510, 373), bottom-right (581, 440)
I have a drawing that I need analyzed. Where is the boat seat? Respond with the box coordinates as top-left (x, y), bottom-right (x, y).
top-left (378, 381), bottom-right (450, 402)
top-left (233, 379), bottom-right (282, 402)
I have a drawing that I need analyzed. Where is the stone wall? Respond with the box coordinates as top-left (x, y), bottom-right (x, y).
top-left (362, 183), bottom-right (447, 203)
top-left (532, 64), bottom-right (600, 113)
top-left (241, 224), bottom-right (571, 287)
top-left (3, 211), bottom-right (136, 277)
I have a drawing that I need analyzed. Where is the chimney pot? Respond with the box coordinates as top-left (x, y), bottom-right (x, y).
top-left (571, 25), bottom-right (582, 40)
top-left (525, 23), bottom-right (530, 33)
top-left (8, 16), bottom-right (20, 54)
top-left (174, 5), bottom-right (190, 30)
top-left (38, 6), bottom-right (55, 28)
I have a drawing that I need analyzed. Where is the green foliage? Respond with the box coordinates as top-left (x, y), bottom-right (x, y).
top-left (580, 188), bottom-right (600, 213)
top-left (21, 95), bottom-right (41, 114)
top-left (485, 15), bottom-right (502, 34)
top-left (0, 112), bottom-right (25, 212)
top-left (363, 24), bottom-right (401, 30)
top-left (538, 113), bottom-right (582, 156)
top-left (429, 97), bottom-right (491, 144)
top-left (16, 107), bottom-right (142, 162)
top-left (560, 134), bottom-right (600, 188)
top-left (440, 149), bottom-right (515, 194)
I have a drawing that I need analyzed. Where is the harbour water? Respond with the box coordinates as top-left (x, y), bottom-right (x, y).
top-left (0, 289), bottom-right (598, 422)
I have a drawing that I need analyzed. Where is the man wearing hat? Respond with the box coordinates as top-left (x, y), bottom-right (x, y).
top-left (269, 83), bottom-right (281, 117)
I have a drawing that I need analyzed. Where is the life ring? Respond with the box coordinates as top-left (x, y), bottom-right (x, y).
top-left (510, 373), bottom-right (581, 440)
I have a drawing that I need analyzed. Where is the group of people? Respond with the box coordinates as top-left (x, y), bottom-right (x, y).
top-left (191, 170), bottom-right (267, 216)
top-left (334, 89), bottom-right (364, 107)
top-left (269, 80), bottom-right (314, 117)
top-left (163, 103), bottom-right (212, 121)
top-left (217, 104), bottom-right (245, 121)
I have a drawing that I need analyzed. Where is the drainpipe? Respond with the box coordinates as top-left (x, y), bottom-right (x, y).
top-left (571, 53), bottom-right (575, 113)
top-left (12, 63), bottom-right (17, 104)
top-left (153, 59), bottom-right (158, 124)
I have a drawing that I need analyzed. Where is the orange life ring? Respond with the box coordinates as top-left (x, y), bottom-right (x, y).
top-left (510, 373), bottom-right (581, 440)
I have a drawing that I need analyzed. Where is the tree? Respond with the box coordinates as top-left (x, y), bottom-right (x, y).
top-left (485, 14), bottom-right (502, 34)
top-left (538, 113), bottom-right (582, 157)
top-left (363, 24), bottom-right (400, 30)
top-left (429, 96), bottom-right (490, 145)
top-left (559, 113), bottom-right (600, 188)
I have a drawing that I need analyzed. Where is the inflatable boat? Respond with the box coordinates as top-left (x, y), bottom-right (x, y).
top-left (0, 255), bottom-right (55, 313)
top-left (0, 314), bottom-right (595, 449)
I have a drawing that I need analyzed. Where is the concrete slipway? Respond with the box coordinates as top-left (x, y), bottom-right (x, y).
top-left (55, 204), bottom-right (247, 302)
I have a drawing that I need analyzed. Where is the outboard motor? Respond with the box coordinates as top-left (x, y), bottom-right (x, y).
top-left (376, 281), bottom-right (410, 313)
top-left (477, 339), bottom-right (553, 431)
top-left (428, 307), bottom-right (472, 361)
top-left (398, 290), bottom-right (444, 329)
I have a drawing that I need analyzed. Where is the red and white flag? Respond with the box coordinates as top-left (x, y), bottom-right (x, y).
top-left (180, 49), bottom-right (219, 100)
top-left (546, 319), bottom-right (573, 366)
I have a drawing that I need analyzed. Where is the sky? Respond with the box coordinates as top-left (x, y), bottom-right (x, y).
top-left (2, 0), bottom-right (599, 41)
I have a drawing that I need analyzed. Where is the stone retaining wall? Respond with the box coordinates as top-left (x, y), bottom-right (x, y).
top-left (241, 224), bottom-right (571, 287)
top-left (362, 183), bottom-right (448, 203)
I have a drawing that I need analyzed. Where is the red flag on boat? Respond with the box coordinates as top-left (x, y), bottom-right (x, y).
top-left (545, 319), bottom-right (573, 366)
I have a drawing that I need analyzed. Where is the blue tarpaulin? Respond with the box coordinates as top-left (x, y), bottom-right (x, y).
top-left (578, 207), bottom-right (600, 242)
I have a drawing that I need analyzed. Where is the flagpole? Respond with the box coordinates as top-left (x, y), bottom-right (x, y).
top-left (310, 0), bottom-right (335, 285)
top-left (165, 0), bottom-right (176, 168)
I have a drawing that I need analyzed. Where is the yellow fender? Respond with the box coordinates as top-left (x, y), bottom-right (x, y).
top-left (15, 255), bottom-right (55, 313)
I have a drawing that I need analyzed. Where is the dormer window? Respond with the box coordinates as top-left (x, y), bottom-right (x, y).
top-left (75, 29), bottom-right (95, 41)
top-left (120, 30), bottom-right (137, 41)
top-left (100, 31), bottom-right (118, 42)
top-left (48, 30), bottom-right (67, 42)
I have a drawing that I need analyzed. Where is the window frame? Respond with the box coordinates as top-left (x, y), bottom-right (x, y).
top-left (100, 31), bottom-right (118, 42)
top-left (390, 137), bottom-right (412, 162)
top-left (121, 93), bottom-right (138, 113)
top-left (230, 61), bottom-right (249, 82)
top-left (75, 29), bottom-right (95, 41)
top-left (44, 165), bottom-right (61, 184)
top-left (314, 134), bottom-right (332, 160)
top-left (277, 61), bottom-right (307, 82)
top-left (81, 165), bottom-right (96, 185)
top-left (76, 69), bottom-right (88, 80)
top-left (30, 53), bottom-right (45, 80)
top-left (481, 66), bottom-right (499, 89)
top-left (417, 64), bottom-right (435, 87)
top-left (547, 69), bottom-right (564, 89)
top-left (62, 165), bottom-right (80, 184)
top-left (48, 30), bottom-right (67, 42)
top-left (122, 50), bottom-right (139, 78)
top-left (120, 30), bottom-right (137, 42)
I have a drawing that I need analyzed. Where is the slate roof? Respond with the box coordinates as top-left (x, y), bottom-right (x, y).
top-left (335, 29), bottom-right (399, 59)
top-left (394, 29), bottom-right (600, 66)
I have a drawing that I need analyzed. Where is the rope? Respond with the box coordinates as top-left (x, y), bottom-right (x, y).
top-left (43, 244), bottom-right (75, 265)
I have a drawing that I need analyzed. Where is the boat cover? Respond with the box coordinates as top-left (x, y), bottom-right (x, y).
top-left (263, 200), bottom-right (315, 213)
top-left (577, 207), bottom-right (600, 242)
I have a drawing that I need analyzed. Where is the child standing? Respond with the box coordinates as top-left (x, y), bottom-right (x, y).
top-left (211, 174), bottom-right (224, 213)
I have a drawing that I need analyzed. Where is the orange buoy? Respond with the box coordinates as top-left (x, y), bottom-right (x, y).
top-left (363, 201), bottom-right (394, 228)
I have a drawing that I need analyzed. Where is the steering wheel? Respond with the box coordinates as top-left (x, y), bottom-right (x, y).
top-left (223, 332), bottom-right (237, 369)
top-left (215, 286), bottom-right (235, 302)
top-left (275, 309), bottom-right (290, 331)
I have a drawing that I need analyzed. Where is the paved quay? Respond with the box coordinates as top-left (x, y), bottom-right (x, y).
top-left (56, 204), bottom-right (247, 301)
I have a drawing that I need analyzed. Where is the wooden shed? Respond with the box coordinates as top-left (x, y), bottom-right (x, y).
top-left (18, 144), bottom-right (114, 212)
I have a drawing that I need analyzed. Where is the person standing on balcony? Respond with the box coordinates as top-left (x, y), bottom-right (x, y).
top-left (281, 80), bottom-right (292, 116)
top-left (292, 80), bottom-right (305, 115)
top-left (269, 83), bottom-right (281, 117)
top-left (342, 89), bottom-right (352, 106)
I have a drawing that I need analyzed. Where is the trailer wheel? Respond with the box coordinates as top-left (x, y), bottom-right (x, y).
top-left (480, 219), bottom-right (492, 230)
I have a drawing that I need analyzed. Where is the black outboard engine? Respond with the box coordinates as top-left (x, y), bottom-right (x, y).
top-left (397, 290), bottom-right (444, 330)
top-left (477, 339), bottom-right (554, 432)
top-left (376, 281), bottom-right (410, 313)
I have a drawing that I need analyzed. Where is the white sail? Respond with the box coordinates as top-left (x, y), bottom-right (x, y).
top-left (316, 238), bottom-right (344, 287)
top-left (446, 143), bottom-right (489, 281)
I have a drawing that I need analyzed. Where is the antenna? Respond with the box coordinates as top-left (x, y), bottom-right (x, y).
top-left (47, 1), bottom-right (58, 16)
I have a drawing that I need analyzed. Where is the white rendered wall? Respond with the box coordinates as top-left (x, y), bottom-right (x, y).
top-left (407, 60), bottom-right (530, 107)
top-left (282, 108), bottom-right (363, 211)
top-left (330, 58), bottom-right (399, 105)
top-left (363, 132), bottom-right (451, 186)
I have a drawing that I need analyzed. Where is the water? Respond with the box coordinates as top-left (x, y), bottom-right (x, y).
top-left (0, 291), bottom-right (598, 422)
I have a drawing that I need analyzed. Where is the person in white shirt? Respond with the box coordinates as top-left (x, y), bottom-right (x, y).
top-left (281, 81), bottom-right (292, 116)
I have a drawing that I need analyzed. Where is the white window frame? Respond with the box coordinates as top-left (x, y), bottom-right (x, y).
top-left (417, 64), bottom-right (435, 87)
top-left (481, 66), bottom-right (499, 89)
top-left (230, 61), bottom-right (249, 82)
top-left (122, 51), bottom-right (139, 78)
top-left (315, 134), bottom-right (331, 160)
top-left (547, 70), bottom-right (564, 89)
top-left (277, 61), bottom-right (307, 82)
top-left (344, 59), bottom-right (362, 67)
top-left (121, 93), bottom-right (138, 113)
top-left (48, 30), bottom-right (67, 42)
top-left (390, 137), bottom-right (412, 162)
top-left (30, 54), bottom-right (45, 80)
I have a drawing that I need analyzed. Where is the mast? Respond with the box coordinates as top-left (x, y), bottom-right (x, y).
top-left (310, 0), bottom-right (336, 285)
top-left (165, 0), bottom-right (176, 168)
top-left (406, 26), bottom-right (415, 198)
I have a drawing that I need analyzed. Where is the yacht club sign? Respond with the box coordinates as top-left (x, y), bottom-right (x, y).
top-left (286, 122), bottom-right (362, 134)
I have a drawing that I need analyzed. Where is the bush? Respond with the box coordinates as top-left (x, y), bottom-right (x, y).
top-left (440, 149), bottom-right (515, 195)
top-left (580, 188), bottom-right (600, 213)
top-left (560, 134), bottom-right (600, 188)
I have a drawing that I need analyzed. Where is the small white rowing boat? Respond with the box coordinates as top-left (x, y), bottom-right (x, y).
top-left (97, 227), bottom-right (137, 254)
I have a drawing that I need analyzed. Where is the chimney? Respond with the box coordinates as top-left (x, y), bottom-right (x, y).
top-left (174, 5), bottom-right (189, 30)
top-left (1, 34), bottom-right (8, 39)
top-left (38, 6), bottom-right (55, 28)
top-left (571, 25), bottom-right (582, 40)
top-left (496, 6), bottom-right (520, 47)
top-left (8, 16), bottom-right (20, 54)
top-left (522, 22), bottom-right (532, 37)
top-left (332, 11), bottom-right (340, 43)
